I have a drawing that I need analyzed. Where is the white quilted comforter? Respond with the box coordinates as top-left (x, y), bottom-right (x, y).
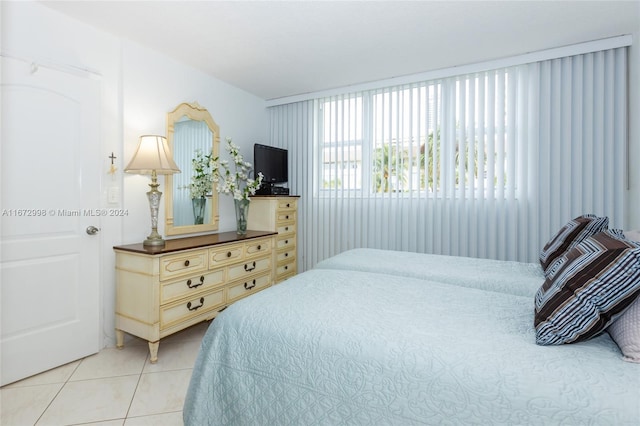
top-left (184, 256), bottom-right (639, 425)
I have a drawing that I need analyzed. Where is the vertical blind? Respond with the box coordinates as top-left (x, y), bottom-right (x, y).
top-left (268, 47), bottom-right (627, 271)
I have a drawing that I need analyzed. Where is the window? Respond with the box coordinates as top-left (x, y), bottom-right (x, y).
top-left (318, 71), bottom-right (515, 198)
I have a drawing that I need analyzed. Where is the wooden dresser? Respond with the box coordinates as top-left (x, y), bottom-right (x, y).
top-left (248, 196), bottom-right (299, 282)
top-left (113, 230), bottom-right (276, 362)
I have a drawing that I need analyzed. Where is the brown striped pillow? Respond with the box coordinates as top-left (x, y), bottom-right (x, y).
top-left (535, 230), bottom-right (640, 345)
top-left (539, 214), bottom-right (609, 273)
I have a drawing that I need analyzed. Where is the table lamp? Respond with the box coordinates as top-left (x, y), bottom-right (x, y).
top-left (124, 135), bottom-right (180, 246)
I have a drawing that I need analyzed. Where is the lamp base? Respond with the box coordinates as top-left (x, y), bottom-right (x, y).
top-left (143, 171), bottom-right (165, 247)
top-left (143, 234), bottom-right (166, 247)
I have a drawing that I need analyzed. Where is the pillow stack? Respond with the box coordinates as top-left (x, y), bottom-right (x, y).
top-left (535, 215), bottom-right (640, 363)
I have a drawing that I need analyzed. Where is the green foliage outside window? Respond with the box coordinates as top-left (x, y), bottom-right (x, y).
top-left (372, 144), bottom-right (408, 193)
top-left (372, 128), bottom-right (487, 194)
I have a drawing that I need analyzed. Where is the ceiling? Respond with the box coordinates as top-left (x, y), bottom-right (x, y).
top-left (42, 1), bottom-right (639, 101)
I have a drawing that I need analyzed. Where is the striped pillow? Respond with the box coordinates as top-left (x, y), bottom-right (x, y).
top-left (539, 214), bottom-right (609, 273)
top-left (535, 230), bottom-right (640, 345)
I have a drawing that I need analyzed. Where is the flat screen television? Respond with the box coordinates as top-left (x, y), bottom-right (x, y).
top-left (253, 143), bottom-right (289, 195)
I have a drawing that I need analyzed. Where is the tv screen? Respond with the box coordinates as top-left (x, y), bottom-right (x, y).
top-left (254, 143), bottom-right (288, 184)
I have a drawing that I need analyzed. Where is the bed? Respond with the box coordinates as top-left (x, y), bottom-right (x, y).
top-left (184, 241), bottom-right (640, 425)
top-left (314, 248), bottom-right (544, 297)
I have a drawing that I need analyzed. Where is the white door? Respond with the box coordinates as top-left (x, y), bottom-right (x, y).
top-left (0, 56), bottom-right (101, 385)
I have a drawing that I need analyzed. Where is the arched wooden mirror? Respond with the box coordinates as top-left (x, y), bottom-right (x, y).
top-left (164, 102), bottom-right (220, 236)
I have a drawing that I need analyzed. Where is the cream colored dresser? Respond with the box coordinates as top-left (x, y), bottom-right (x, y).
top-left (113, 230), bottom-right (276, 362)
top-left (248, 196), bottom-right (299, 282)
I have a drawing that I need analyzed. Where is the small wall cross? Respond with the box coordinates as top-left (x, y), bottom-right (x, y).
top-left (108, 152), bottom-right (117, 174)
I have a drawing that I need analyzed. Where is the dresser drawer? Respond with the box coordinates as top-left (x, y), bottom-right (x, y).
top-left (277, 199), bottom-right (296, 210)
top-left (160, 269), bottom-right (225, 304)
top-left (276, 223), bottom-right (296, 236)
top-left (276, 248), bottom-right (296, 263)
top-left (276, 211), bottom-right (296, 223)
top-left (227, 272), bottom-right (271, 303)
top-left (276, 258), bottom-right (296, 277)
top-left (160, 288), bottom-right (225, 329)
top-left (276, 235), bottom-right (295, 250)
top-left (227, 256), bottom-right (271, 281)
top-left (276, 271), bottom-right (296, 283)
top-left (159, 250), bottom-right (208, 281)
top-left (245, 237), bottom-right (272, 258)
top-left (209, 244), bottom-right (244, 268)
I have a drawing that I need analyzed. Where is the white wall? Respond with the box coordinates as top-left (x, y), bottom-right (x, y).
top-left (2, 2), bottom-right (267, 348)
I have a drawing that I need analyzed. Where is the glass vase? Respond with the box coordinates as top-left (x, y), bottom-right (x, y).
top-left (191, 197), bottom-right (206, 225)
top-left (234, 198), bottom-right (250, 235)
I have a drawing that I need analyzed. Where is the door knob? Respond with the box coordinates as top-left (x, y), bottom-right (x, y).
top-left (86, 226), bottom-right (100, 235)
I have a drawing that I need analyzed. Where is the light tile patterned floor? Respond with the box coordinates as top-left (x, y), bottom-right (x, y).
top-left (1, 321), bottom-right (210, 426)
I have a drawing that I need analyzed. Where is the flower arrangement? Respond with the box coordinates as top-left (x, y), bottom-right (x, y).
top-left (187, 148), bottom-right (215, 199)
top-left (185, 138), bottom-right (263, 232)
top-left (214, 137), bottom-right (263, 201)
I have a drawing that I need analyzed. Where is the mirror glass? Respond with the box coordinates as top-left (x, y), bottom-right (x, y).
top-left (165, 102), bottom-right (219, 236)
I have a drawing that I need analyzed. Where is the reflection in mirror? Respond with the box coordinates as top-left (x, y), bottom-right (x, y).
top-left (172, 120), bottom-right (212, 226)
top-left (165, 102), bottom-right (219, 236)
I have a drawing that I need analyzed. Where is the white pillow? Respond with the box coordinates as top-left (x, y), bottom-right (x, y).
top-left (607, 296), bottom-right (640, 363)
top-left (609, 230), bottom-right (640, 362)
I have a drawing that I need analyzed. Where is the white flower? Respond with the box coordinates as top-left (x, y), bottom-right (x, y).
top-left (214, 138), bottom-right (264, 201)
top-left (184, 148), bottom-right (218, 199)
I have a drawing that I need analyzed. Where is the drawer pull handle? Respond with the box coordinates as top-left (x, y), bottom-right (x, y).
top-left (284, 266), bottom-right (288, 270)
top-left (286, 215), bottom-right (289, 219)
top-left (186, 276), bottom-right (205, 289)
top-left (244, 261), bottom-right (256, 272)
top-left (184, 260), bottom-right (190, 267)
top-left (244, 279), bottom-right (256, 290)
top-left (257, 244), bottom-right (262, 250)
top-left (285, 240), bottom-right (289, 244)
top-left (285, 227), bottom-right (289, 231)
top-left (227, 251), bottom-right (232, 258)
top-left (285, 253), bottom-right (289, 257)
top-left (187, 297), bottom-right (205, 311)
top-left (286, 203), bottom-right (290, 207)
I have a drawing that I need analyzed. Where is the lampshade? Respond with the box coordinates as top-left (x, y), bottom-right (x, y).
top-left (124, 135), bottom-right (180, 175)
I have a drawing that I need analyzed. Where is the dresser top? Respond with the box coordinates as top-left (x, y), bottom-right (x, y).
top-left (251, 195), bottom-right (300, 199)
top-left (113, 230), bottom-right (276, 255)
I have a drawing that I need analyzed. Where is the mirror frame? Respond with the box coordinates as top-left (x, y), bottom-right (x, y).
top-left (164, 101), bottom-right (220, 236)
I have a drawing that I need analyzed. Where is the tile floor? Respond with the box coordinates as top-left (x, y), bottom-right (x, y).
top-left (1, 321), bottom-right (210, 426)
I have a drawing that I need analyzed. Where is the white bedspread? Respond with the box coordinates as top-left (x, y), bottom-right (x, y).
top-left (316, 248), bottom-right (544, 297)
top-left (184, 268), bottom-right (639, 425)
